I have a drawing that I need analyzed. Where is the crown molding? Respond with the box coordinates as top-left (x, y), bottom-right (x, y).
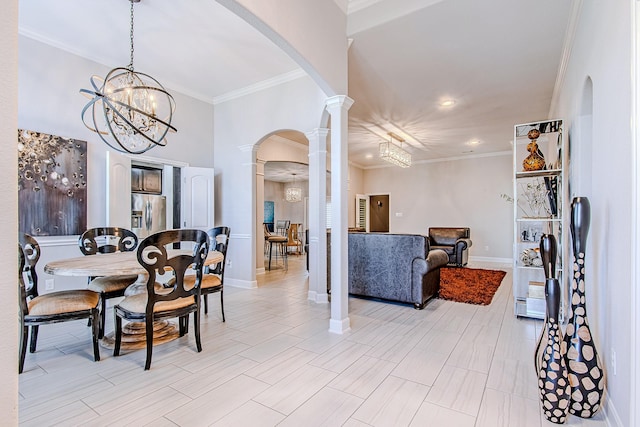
top-left (213, 68), bottom-right (307, 105)
top-left (549, 0), bottom-right (583, 117)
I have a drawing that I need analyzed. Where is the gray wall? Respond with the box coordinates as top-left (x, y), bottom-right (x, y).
top-left (362, 153), bottom-right (513, 260)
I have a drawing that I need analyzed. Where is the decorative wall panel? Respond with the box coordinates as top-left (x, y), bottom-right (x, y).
top-left (18, 129), bottom-right (87, 236)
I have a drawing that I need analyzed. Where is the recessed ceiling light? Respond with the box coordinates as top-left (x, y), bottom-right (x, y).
top-left (467, 139), bottom-right (481, 146)
top-left (440, 99), bottom-right (456, 107)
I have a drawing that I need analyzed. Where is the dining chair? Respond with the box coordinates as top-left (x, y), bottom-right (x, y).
top-left (275, 219), bottom-right (290, 236)
top-left (78, 227), bottom-right (139, 338)
top-left (264, 223), bottom-right (288, 270)
top-left (286, 223), bottom-right (302, 255)
top-left (19, 234), bottom-right (101, 373)
top-left (183, 226), bottom-right (230, 321)
top-left (113, 229), bottom-right (209, 370)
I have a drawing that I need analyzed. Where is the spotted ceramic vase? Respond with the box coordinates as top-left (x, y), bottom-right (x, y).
top-left (534, 234), bottom-right (556, 373)
top-left (564, 197), bottom-right (605, 418)
top-left (538, 277), bottom-right (570, 423)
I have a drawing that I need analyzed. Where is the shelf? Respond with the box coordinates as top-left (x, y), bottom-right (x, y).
top-left (515, 169), bottom-right (561, 179)
top-left (513, 119), bottom-right (565, 322)
top-left (514, 299), bottom-right (545, 320)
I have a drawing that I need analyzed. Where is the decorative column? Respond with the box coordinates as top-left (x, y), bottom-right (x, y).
top-left (325, 95), bottom-right (354, 334)
top-left (234, 143), bottom-right (259, 289)
top-left (255, 158), bottom-right (266, 275)
top-left (306, 128), bottom-right (329, 303)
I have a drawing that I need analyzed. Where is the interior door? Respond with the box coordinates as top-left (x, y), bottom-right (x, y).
top-left (182, 166), bottom-right (215, 230)
top-left (106, 151), bottom-right (131, 229)
top-left (369, 194), bottom-right (389, 232)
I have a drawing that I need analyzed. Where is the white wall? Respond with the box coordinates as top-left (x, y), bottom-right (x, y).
top-left (18, 36), bottom-right (215, 291)
top-left (363, 153), bottom-right (513, 260)
top-left (1, 0), bottom-right (19, 421)
top-left (550, 2), bottom-right (633, 425)
top-left (214, 75), bottom-right (328, 287)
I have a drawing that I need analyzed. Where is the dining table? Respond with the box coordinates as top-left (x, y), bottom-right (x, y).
top-left (44, 249), bottom-right (224, 350)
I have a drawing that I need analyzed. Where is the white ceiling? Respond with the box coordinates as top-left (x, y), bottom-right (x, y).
top-left (18, 0), bottom-right (573, 171)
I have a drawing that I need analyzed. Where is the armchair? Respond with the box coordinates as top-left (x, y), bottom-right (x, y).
top-left (428, 227), bottom-right (472, 267)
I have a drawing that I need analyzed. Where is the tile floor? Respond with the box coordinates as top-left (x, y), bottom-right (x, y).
top-left (18, 256), bottom-right (609, 426)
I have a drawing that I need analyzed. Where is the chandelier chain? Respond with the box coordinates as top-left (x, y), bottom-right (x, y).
top-left (128, 0), bottom-right (135, 71)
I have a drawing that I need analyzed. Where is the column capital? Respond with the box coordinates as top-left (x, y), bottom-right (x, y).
top-left (305, 128), bottom-right (330, 139)
top-left (325, 95), bottom-right (354, 112)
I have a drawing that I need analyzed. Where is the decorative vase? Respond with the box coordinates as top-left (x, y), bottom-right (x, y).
top-left (523, 129), bottom-right (546, 171)
top-left (535, 234), bottom-right (570, 424)
top-left (534, 233), bottom-right (557, 373)
top-left (564, 197), bottom-right (605, 418)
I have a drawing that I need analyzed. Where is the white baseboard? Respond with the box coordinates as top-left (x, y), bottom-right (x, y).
top-left (255, 267), bottom-right (266, 275)
top-left (225, 278), bottom-right (257, 289)
top-left (468, 256), bottom-right (512, 266)
top-left (604, 396), bottom-right (623, 427)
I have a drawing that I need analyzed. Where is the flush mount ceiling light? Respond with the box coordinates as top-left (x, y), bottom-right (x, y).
top-left (80, 0), bottom-right (176, 154)
top-left (379, 132), bottom-right (411, 168)
top-left (440, 99), bottom-right (456, 108)
top-left (285, 173), bottom-right (302, 202)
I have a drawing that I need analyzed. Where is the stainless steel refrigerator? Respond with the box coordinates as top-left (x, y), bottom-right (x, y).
top-left (131, 194), bottom-right (166, 238)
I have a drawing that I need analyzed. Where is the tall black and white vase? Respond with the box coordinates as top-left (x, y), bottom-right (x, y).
top-left (564, 197), bottom-right (605, 417)
top-left (534, 234), bottom-right (558, 373)
top-left (536, 234), bottom-right (570, 424)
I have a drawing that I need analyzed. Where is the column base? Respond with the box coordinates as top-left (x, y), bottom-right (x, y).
top-left (329, 317), bottom-right (351, 334)
top-left (308, 291), bottom-right (329, 303)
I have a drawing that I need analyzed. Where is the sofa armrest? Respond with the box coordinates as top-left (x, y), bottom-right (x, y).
top-left (455, 238), bottom-right (472, 252)
top-left (426, 249), bottom-right (449, 271)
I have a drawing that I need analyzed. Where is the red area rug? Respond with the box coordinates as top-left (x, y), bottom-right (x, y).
top-left (439, 267), bottom-right (507, 305)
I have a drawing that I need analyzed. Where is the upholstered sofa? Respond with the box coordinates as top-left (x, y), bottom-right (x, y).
top-left (348, 233), bottom-right (449, 309)
top-left (427, 227), bottom-right (472, 267)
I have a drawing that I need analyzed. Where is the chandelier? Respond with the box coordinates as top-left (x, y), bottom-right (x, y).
top-left (379, 132), bottom-right (411, 167)
top-left (285, 174), bottom-right (302, 202)
top-left (80, 0), bottom-right (176, 154)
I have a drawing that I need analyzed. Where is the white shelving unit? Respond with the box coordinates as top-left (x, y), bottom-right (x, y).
top-left (512, 119), bottom-right (567, 320)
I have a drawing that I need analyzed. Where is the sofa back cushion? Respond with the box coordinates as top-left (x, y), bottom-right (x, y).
top-left (348, 233), bottom-right (427, 302)
top-left (428, 227), bottom-right (470, 246)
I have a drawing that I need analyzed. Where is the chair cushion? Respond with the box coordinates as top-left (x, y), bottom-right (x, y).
top-left (430, 245), bottom-right (454, 256)
top-left (124, 281), bottom-right (167, 297)
top-left (267, 235), bottom-right (287, 243)
top-left (116, 293), bottom-right (196, 314)
top-left (28, 290), bottom-right (100, 316)
top-left (183, 274), bottom-right (222, 291)
top-left (88, 274), bottom-right (138, 293)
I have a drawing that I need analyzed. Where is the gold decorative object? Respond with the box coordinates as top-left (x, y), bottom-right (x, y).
top-left (523, 128), bottom-right (546, 171)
